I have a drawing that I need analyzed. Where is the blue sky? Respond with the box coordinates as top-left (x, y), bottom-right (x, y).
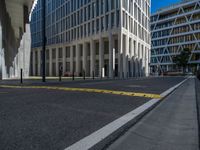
top-left (151, 0), bottom-right (181, 13)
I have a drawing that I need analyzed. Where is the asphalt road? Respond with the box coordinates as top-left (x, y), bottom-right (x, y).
top-left (0, 77), bottom-right (185, 150)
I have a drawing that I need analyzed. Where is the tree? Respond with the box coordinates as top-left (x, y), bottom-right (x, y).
top-left (173, 48), bottom-right (191, 73)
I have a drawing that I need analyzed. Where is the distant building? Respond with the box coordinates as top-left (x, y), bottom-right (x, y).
top-left (30, 0), bottom-right (151, 78)
top-left (151, 0), bottom-right (200, 73)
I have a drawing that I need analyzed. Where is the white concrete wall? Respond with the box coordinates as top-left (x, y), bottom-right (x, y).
top-left (13, 24), bottom-right (31, 78)
top-left (0, 22), bottom-right (2, 79)
top-left (0, 24), bottom-right (31, 79)
top-left (0, 0), bottom-right (34, 80)
top-left (0, 22), bottom-right (7, 79)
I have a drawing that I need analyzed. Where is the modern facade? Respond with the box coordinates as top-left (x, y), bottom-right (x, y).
top-left (151, 0), bottom-right (200, 73)
top-left (31, 0), bottom-right (151, 78)
top-left (0, 0), bottom-right (34, 79)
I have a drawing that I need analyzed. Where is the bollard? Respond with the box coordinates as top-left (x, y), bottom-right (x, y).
top-left (83, 71), bottom-right (86, 80)
top-left (20, 69), bottom-right (23, 84)
top-left (59, 66), bottom-right (63, 82)
top-left (72, 72), bottom-right (75, 80)
top-left (59, 71), bottom-right (62, 82)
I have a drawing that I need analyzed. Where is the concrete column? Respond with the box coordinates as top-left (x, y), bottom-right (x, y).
top-left (13, 55), bottom-right (17, 77)
top-left (109, 0), bottom-right (112, 30)
top-left (32, 51), bottom-right (36, 76)
top-left (90, 40), bottom-right (95, 77)
top-left (49, 49), bottom-right (52, 76)
top-left (38, 50), bottom-right (41, 76)
top-left (145, 47), bottom-right (149, 76)
top-left (63, 47), bottom-right (66, 75)
top-left (114, 2), bottom-right (117, 27)
top-left (148, 48), bottom-right (151, 76)
top-left (109, 33), bottom-right (114, 78)
top-left (83, 43), bottom-right (87, 74)
top-left (99, 37), bottom-right (105, 78)
top-left (70, 46), bottom-right (73, 73)
top-left (142, 45), bottom-right (145, 76)
top-left (103, 0), bottom-right (106, 31)
top-left (76, 44), bottom-right (81, 76)
top-left (138, 43), bottom-right (141, 77)
top-left (123, 35), bottom-right (129, 78)
top-left (55, 48), bottom-right (59, 76)
top-left (0, 23), bottom-right (2, 79)
top-left (118, 33), bottom-right (123, 78)
top-left (133, 41), bottom-right (136, 77)
top-left (140, 45), bottom-right (143, 77)
top-left (0, 23), bottom-right (2, 49)
top-left (144, 47), bottom-right (147, 76)
top-left (13, 57), bottom-right (16, 77)
top-left (135, 41), bottom-right (139, 77)
top-left (99, 0), bottom-right (102, 31)
top-left (17, 53), bottom-right (20, 77)
top-left (130, 38), bottom-right (134, 77)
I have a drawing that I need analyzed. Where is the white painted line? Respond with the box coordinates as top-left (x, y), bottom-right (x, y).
top-left (64, 77), bottom-right (189, 150)
top-left (64, 99), bottom-right (160, 150)
top-left (160, 77), bottom-right (188, 97)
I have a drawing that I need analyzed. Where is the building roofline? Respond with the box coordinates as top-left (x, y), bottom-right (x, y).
top-left (152, 0), bottom-right (198, 16)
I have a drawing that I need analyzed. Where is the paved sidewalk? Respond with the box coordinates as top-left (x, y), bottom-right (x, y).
top-left (107, 78), bottom-right (199, 150)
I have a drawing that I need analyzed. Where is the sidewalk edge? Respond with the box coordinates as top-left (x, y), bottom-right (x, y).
top-left (64, 77), bottom-right (190, 150)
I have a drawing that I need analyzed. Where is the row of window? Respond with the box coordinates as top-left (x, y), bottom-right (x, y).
top-left (32, 11), bottom-right (120, 47)
top-left (31, 0), bottom-right (150, 48)
top-left (152, 42), bottom-right (200, 58)
top-left (151, 13), bottom-right (200, 31)
top-left (151, 3), bottom-right (199, 22)
top-left (152, 22), bottom-right (200, 39)
top-left (123, 0), bottom-right (150, 17)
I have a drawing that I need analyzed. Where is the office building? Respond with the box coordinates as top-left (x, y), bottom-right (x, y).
top-left (151, 0), bottom-right (200, 73)
top-left (31, 0), bottom-right (151, 78)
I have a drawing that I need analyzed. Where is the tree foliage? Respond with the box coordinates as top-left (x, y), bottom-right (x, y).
top-left (173, 48), bottom-right (191, 72)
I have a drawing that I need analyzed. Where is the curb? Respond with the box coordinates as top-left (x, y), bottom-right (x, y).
top-left (64, 77), bottom-right (190, 150)
top-left (195, 78), bottom-right (200, 150)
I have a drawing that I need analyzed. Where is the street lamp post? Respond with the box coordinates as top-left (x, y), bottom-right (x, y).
top-left (42, 0), bottom-right (46, 82)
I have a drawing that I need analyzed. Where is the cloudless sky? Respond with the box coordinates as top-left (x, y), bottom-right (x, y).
top-left (151, 0), bottom-right (181, 13)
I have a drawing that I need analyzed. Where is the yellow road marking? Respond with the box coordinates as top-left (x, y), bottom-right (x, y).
top-left (0, 85), bottom-right (162, 99)
top-left (0, 92), bottom-right (8, 94)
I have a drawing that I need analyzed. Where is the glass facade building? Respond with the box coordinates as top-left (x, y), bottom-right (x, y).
top-left (151, 0), bottom-right (200, 73)
top-left (30, 0), bottom-right (151, 78)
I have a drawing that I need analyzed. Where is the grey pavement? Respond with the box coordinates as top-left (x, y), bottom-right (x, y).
top-left (107, 78), bottom-right (199, 150)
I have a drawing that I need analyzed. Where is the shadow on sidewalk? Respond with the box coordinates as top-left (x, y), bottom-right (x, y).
top-left (195, 78), bottom-right (200, 150)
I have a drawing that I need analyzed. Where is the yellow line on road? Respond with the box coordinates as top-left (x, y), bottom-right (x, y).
top-left (0, 85), bottom-right (162, 99)
top-left (0, 92), bottom-right (8, 94)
